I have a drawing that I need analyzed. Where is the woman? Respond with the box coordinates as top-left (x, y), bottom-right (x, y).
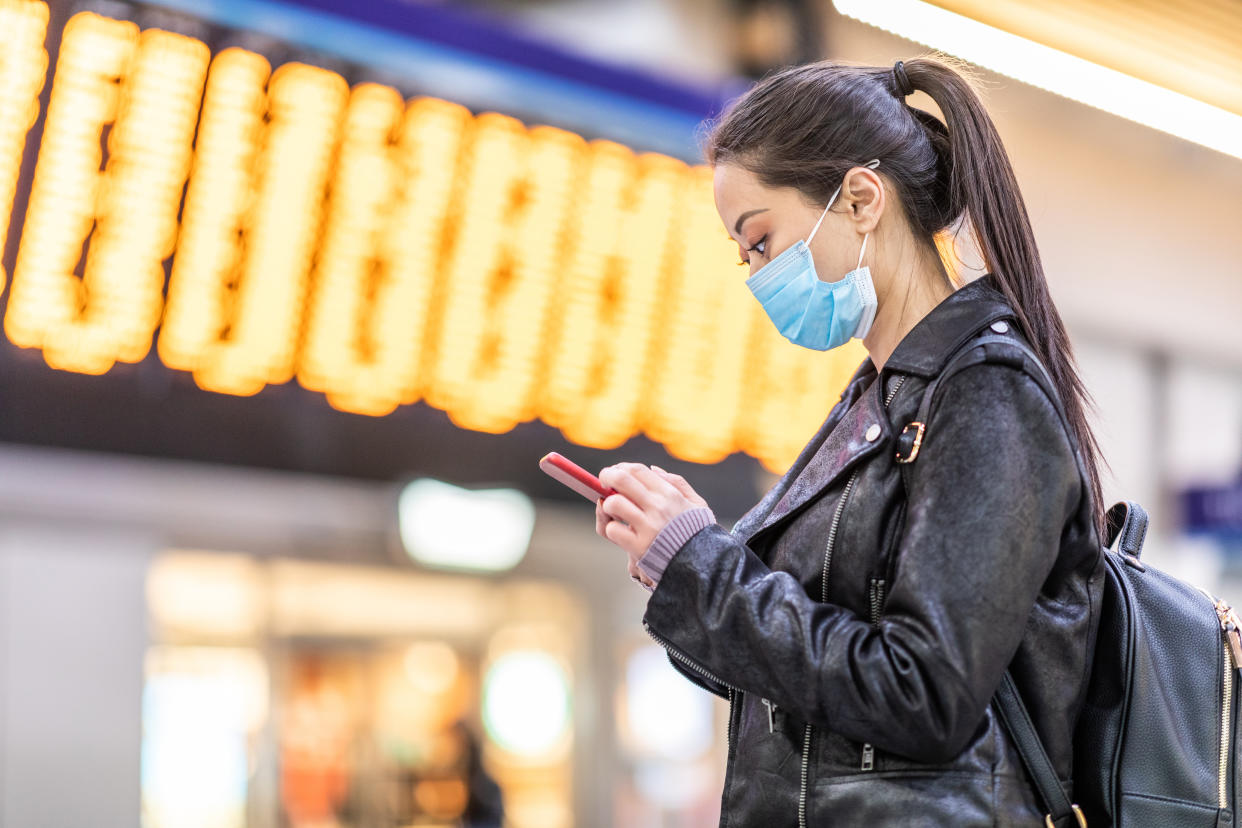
top-left (594, 56), bottom-right (1107, 826)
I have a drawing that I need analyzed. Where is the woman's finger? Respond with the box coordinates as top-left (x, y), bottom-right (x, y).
top-left (599, 463), bottom-right (664, 506)
top-left (625, 551), bottom-right (655, 588)
top-left (652, 466), bottom-right (709, 507)
top-left (627, 558), bottom-right (655, 588)
top-left (604, 516), bottom-right (639, 547)
top-left (601, 493), bottom-right (645, 529)
top-left (624, 463), bottom-right (678, 497)
top-left (598, 465), bottom-right (645, 505)
top-left (595, 498), bottom-right (612, 537)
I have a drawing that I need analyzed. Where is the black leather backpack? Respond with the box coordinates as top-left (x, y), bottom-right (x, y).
top-left (1068, 500), bottom-right (1240, 827)
top-left (913, 331), bottom-right (1241, 827)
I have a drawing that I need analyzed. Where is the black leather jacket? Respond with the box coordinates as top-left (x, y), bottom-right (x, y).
top-left (643, 274), bottom-right (1105, 827)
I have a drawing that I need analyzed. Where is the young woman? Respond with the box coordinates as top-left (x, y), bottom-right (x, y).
top-left (594, 56), bottom-right (1107, 826)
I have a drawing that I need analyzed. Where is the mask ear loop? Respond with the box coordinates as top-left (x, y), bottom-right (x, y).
top-left (855, 232), bottom-right (870, 272)
top-left (807, 186), bottom-right (841, 246)
top-left (809, 159), bottom-right (882, 247)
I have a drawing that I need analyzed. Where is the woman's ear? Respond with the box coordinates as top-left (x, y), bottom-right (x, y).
top-left (841, 166), bottom-right (884, 235)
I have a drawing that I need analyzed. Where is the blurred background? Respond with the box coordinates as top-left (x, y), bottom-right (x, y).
top-left (0, 0), bottom-right (1239, 826)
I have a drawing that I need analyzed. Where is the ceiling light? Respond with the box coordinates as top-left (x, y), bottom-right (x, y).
top-left (834, 0), bottom-right (1242, 160)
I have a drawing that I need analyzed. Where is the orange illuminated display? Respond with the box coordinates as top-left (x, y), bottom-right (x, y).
top-left (0, 6), bottom-right (868, 472)
top-left (0, 0), bottom-right (48, 294)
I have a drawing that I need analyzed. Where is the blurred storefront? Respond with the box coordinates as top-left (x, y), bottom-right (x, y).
top-left (143, 555), bottom-right (574, 828)
top-left (0, 444), bottom-right (733, 827)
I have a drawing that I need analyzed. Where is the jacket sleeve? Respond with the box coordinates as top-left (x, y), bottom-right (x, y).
top-left (641, 361), bottom-right (1082, 763)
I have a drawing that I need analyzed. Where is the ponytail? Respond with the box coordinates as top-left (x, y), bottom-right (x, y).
top-left (901, 56), bottom-right (1108, 541)
top-left (707, 54), bottom-right (1109, 541)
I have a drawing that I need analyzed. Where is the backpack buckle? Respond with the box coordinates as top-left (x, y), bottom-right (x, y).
top-left (1045, 804), bottom-right (1087, 827)
top-left (894, 421), bottom-right (926, 464)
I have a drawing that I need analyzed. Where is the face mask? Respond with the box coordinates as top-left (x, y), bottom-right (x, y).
top-left (744, 159), bottom-right (880, 351)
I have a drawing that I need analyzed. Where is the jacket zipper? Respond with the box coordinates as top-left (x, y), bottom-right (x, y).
top-left (798, 374), bottom-right (906, 828)
top-left (861, 577), bottom-right (887, 771)
top-left (869, 578), bottom-right (886, 625)
top-left (797, 468), bottom-right (857, 828)
top-left (643, 620), bottom-right (741, 756)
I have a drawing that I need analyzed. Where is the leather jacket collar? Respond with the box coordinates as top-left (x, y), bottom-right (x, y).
top-left (861, 272), bottom-right (1018, 382)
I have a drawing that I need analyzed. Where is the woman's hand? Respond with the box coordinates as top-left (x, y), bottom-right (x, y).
top-left (594, 462), bottom-right (709, 586)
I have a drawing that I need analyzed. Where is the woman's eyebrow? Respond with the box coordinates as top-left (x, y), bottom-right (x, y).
top-left (734, 207), bottom-right (769, 236)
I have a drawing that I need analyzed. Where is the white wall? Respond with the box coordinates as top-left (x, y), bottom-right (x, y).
top-left (0, 525), bottom-right (153, 828)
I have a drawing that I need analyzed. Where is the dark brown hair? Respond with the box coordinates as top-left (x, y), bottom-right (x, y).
top-left (706, 55), bottom-right (1108, 540)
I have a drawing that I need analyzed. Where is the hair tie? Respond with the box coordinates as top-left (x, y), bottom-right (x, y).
top-left (892, 60), bottom-right (914, 98)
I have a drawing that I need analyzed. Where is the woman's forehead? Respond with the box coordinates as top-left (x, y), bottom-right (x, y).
top-left (713, 163), bottom-right (765, 201)
top-left (713, 164), bottom-right (806, 232)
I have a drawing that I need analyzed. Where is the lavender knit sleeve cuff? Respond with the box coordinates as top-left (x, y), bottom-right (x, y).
top-left (637, 507), bottom-right (717, 588)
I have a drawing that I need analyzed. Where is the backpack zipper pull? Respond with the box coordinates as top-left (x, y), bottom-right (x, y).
top-left (1215, 600), bottom-right (1242, 670)
top-left (861, 743), bottom-right (875, 770)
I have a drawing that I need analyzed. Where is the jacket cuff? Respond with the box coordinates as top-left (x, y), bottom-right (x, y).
top-left (638, 507), bottom-right (716, 587)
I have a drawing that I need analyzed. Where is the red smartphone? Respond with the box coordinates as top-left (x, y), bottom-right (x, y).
top-left (539, 452), bottom-right (616, 502)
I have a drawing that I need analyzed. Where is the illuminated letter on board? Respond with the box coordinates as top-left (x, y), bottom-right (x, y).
top-left (0, 0), bottom-right (49, 293)
top-left (427, 116), bottom-right (585, 435)
top-left (7, 13), bottom-right (208, 374)
top-left (163, 57), bottom-right (347, 395)
top-left (300, 91), bottom-right (470, 417)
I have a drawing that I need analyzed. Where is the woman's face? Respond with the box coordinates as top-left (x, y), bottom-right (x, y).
top-left (712, 161), bottom-right (881, 283)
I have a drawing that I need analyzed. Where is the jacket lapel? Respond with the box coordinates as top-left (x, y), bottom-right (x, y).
top-left (729, 359), bottom-right (877, 543)
top-left (728, 410), bottom-right (840, 543)
top-left (743, 375), bottom-right (891, 544)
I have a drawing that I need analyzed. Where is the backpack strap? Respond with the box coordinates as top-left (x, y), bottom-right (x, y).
top-left (894, 331), bottom-right (1074, 491)
top-left (994, 676), bottom-right (1087, 827)
top-left (892, 329), bottom-right (1088, 828)
top-left (1105, 500), bottom-right (1149, 560)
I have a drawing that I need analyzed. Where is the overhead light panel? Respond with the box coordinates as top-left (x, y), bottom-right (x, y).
top-left (833, 0), bottom-right (1242, 161)
top-left (398, 478), bottom-right (535, 573)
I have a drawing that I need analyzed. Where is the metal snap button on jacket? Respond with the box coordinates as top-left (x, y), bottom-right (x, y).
top-left (864, 423), bottom-right (881, 442)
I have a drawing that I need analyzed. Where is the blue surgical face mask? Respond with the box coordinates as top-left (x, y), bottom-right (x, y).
top-left (744, 159), bottom-right (880, 351)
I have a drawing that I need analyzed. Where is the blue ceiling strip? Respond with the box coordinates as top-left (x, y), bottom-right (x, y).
top-left (136, 0), bottom-right (737, 158)
top-left (270, 0), bottom-right (735, 117)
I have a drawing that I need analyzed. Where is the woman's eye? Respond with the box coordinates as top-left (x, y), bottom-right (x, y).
top-left (747, 235), bottom-right (768, 258)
